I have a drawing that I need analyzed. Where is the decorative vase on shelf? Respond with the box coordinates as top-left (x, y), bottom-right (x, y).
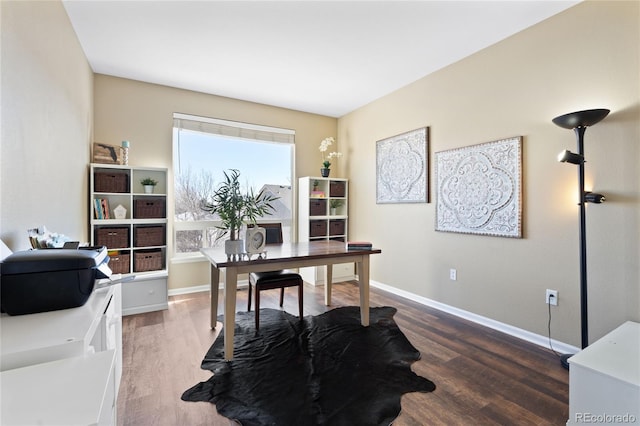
top-left (144, 185), bottom-right (155, 194)
top-left (321, 168), bottom-right (330, 177)
top-left (330, 208), bottom-right (337, 216)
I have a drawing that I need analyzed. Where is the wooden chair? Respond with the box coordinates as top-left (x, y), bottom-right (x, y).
top-left (247, 223), bottom-right (303, 330)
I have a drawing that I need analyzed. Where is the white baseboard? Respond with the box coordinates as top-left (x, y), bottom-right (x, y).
top-left (369, 279), bottom-right (580, 355)
top-left (168, 280), bottom-right (249, 297)
top-left (168, 278), bottom-right (579, 355)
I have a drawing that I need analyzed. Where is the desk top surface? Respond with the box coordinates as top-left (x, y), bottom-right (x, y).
top-left (201, 240), bottom-right (381, 267)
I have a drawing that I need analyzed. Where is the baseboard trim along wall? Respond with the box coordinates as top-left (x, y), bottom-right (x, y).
top-left (168, 280), bottom-right (249, 297)
top-left (168, 278), bottom-right (579, 355)
top-left (369, 279), bottom-right (580, 355)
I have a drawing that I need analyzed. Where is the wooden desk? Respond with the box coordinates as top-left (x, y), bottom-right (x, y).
top-left (201, 240), bottom-right (381, 360)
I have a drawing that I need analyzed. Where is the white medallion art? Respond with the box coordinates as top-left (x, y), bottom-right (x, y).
top-left (376, 127), bottom-right (429, 204)
top-left (435, 136), bottom-right (522, 238)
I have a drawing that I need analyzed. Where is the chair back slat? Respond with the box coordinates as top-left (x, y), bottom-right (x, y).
top-left (250, 223), bottom-right (283, 244)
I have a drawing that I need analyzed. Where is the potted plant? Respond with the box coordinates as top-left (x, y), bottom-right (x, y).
top-left (329, 199), bottom-right (343, 215)
top-left (319, 137), bottom-right (342, 177)
top-left (202, 169), bottom-right (278, 256)
top-left (140, 177), bottom-right (158, 194)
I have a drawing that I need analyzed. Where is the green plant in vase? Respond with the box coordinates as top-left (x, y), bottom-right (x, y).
top-left (201, 169), bottom-right (278, 256)
top-left (319, 137), bottom-right (342, 177)
top-left (140, 177), bottom-right (158, 194)
top-left (329, 199), bottom-right (343, 215)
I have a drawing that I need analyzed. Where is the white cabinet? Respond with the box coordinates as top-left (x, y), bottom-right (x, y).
top-left (0, 284), bottom-right (122, 425)
top-left (0, 284), bottom-right (122, 378)
top-left (298, 176), bottom-right (354, 285)
top-left (1, 350), bottom-right (117, 426)
top-left (567, 321), bottom-right (640, 425)
top-left (90, 163), bottom-right (168, 315)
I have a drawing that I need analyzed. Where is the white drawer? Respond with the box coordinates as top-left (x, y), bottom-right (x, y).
top-left (1, 350), bottom-right (116, 426)
top-left (122, 276), bottom-right (168, 315)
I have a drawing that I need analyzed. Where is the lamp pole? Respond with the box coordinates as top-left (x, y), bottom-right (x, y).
top-left (552, 108), bottom-right (609, 369)
top-left (574, 125), bottom-right (589, 350)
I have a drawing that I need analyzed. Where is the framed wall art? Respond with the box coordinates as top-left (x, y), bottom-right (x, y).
top-left (93, 142), bottom-right (124, 165)
top-left (435, 136), bottom-right (522, 238)
top-left (376, 127), bottom-right (429, 204)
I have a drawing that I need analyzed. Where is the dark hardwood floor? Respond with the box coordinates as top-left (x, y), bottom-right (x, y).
top-left (117, 281), bottom-right (569, 425)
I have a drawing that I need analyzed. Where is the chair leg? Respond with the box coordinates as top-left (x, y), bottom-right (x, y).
top-left (255, 288), bottom-right (260, 330)
top-left (298, 282), bottom-right (303, 319)
top-left (279, 287), bottom-right (285, 307)
top-left (247, 283), bottom-right (252, 312)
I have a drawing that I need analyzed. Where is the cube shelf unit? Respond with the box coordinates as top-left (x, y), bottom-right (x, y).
top-left (298, 176), bottom-right (354, 285)
top-left (89, 163), bottom-right (168, 315)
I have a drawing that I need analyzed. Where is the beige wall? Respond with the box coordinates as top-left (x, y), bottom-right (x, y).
top-left (93, 75), bottom-right (337, 290)
top-left (338, 0), bottom-right (640, 346)
top-left (1, 1), bottom-right (93, 250)
top-left (2, 0), bottom-right (637, 348)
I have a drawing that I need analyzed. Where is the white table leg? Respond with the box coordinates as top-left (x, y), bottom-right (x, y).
top-left (210, 265), bottom-right (220, 329)
top-left (324, 264), bottom-right (333, 305)
top-left (358, 255), bottom-right (370, 326)
top-left (223, 267), bottom-right (238, 360)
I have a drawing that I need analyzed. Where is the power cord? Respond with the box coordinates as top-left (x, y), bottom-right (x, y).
top-left (547, 296), bottom-right (562, 358)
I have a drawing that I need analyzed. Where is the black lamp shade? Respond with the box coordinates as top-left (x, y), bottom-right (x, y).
top-left (584, 192), bottom-right (606, 204)
top-left (552, 109), bottom-right (610, 129)
top-left (558, 149), bottom-right (584, 164)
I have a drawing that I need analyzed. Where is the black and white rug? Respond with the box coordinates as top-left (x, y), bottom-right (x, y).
top-left (182, 306), bottom-right (436, 426)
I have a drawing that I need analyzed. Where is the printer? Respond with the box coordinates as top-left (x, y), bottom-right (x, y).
top-left (0, 246), bottom-right (112, 315)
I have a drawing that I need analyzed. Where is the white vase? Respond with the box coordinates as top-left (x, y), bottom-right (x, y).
top-left (225, 239), bottom-right (244, 256)
top-left (144, 185), bottom-right (155, 194)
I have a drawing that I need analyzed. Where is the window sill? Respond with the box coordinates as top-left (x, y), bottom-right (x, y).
top-left (170, 254), bottom-right (208, 264)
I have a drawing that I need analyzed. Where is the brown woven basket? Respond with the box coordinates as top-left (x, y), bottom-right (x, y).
top-left (309, 199), bottom-right (327, 216)
top-left (96, 227), bottom-right (129, 248)
top-left (134, 198), bottom-right (166, 219)
top-left (309, 220), bottom-right (328, 237)
top-left (134, 250), bottom-right (163, 272)
top-left (108, 252), bottom-right (130, 274)
top-left (134, 226), bottom-right (165, 247)
top-left (329, 181), bottom-right (346, 197)
top-left (329, 219), bottom-right (346, 236)
top-left (95, 172), bottom-right (129, 193)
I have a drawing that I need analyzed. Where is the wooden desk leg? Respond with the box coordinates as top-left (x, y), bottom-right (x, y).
top-left (324, 264), bottom-right (333, 306)
top-left (358, 255), bottom-right (370, 326)
top-left (210, 265), bottom-right (220, 329)
top-left (223, 267), bottom-right (238, 361)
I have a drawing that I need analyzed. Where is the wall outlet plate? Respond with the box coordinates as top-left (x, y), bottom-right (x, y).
top-left (546, 289), bottom-right (558, 306)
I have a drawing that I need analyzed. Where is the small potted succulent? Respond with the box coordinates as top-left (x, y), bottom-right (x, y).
top-left (140, 177), bottom-right (158, 194)
top-left (329, 199), bottom-right (343, 216)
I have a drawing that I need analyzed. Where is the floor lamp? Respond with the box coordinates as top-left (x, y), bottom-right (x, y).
top-left (552, 108), bottom-right (610, 369)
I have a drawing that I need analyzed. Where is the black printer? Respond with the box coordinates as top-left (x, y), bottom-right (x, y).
top-left (0, 246), bottom-right (112, 315)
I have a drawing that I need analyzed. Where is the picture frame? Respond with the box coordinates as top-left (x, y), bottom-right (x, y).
top-left (93, 142), bottom-right (124, 165)
top-left (376, 127), bottom-right (429, 204)
top-left (435, 136), bottom-right (522, 238)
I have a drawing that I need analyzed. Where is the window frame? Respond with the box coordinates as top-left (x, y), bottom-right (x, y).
top-left (171, 113), bottom-right (296, 260)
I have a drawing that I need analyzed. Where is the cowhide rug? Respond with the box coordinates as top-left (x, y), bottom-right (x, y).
top-left (182, 306), bottom-right (435, 425)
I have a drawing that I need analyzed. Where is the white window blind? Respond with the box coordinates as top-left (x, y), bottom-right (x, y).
top-left (173, 112), bottom-right (295, 144)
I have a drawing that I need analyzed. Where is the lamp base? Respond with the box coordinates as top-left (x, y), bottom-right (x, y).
top-left (560, 353), bottom-right (572, 370)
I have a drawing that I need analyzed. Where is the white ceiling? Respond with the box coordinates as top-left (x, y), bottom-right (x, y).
top-left (62, 1), bottom-right (580, 118)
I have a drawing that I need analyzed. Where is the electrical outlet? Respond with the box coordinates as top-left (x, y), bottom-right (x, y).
top-left (450, 269), bottom-right (457, 281)
top-left (546, 289), bottom-right (558, 306)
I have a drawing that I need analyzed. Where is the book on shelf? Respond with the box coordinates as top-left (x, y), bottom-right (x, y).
top-left (94, 198), bottom-right (110, 219)
top-left (346, 241), bottom-right (373, 250)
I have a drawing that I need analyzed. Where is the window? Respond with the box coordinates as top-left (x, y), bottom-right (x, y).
top-left (173, 113), bottom-right (295, 258)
